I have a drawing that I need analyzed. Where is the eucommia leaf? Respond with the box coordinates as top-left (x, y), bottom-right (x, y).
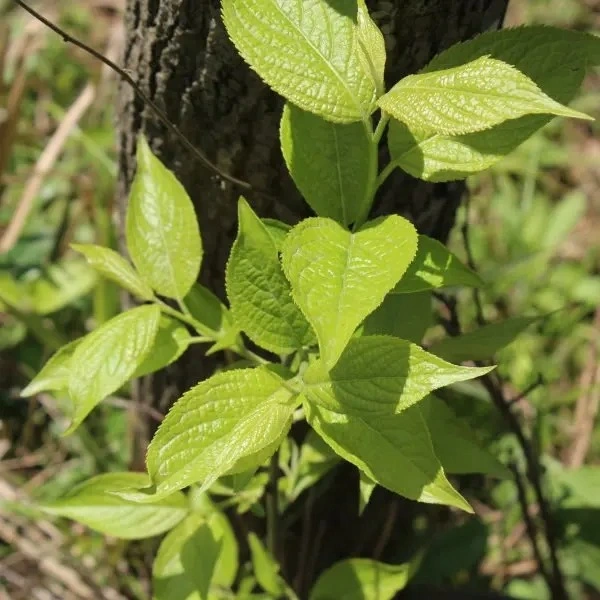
top-left (226, 198), bottom-right (315, 354)
top-left (65, 305), bottom-right (161, 434)
top-left (387, 26), bottom-right (600, 181)
top-left (153, 508), bottom-right (238, 600)
top-left (420, 396), bottom-right (509, 479)
top-left (127, 137), bottom-right (202, 300)
top-left (310, 558), bottom-right (417, 600)
top-left (391, 235), bottom-right (482, 293)
top-left (39, 473), bottom-right (187, 540)
top-left (302, 335), bottom-right (492, 509)
top-left (379, 55), bottom-right (590, 137)
top-left (222, 0), bottom-right (377, 123)
top-left (141, 367), bottom-right (298, 500)
top-left (429, 316), bottom-right (539, 363)
top-left (282, 216), bottom-right (417, 369)
top-left (71, 243), bottom-right (153, 301)
top-left (357, 0), bottom-right (386, 97)
top-left (280, 103), bottom-right (374, 226)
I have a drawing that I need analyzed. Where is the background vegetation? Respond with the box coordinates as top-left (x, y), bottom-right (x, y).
top-left (0, 0), bottom-right (598, 598)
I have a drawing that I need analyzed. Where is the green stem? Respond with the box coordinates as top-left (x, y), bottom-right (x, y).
top-left (375, 160), bottom-right (398, 191)
top-left (372, 112), bottom-right (389, 145)
top-left (352, 118), bottom-right (381, 230)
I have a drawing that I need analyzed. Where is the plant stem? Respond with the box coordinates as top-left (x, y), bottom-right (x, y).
top-left (375, 161), bottom-right (398, 191)
top-left (266, 453), bottom-right (279, 559)
top-left (372, 112), bottom-right (389, 145)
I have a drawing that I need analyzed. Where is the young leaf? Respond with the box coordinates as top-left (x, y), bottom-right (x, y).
top-left (226, 198), bottom-right (315, 354)
top-left (357, 0), bottom-right (386, 97)
top-left (429, 316), bottom-right (539, 363)
top-left (359, 471), bottom-right (376, 516)
top-left (262, 218), bottom-right (291, 251)
top-left (280, 103), bottom-right (374, 226)
top-left (153, 510), bottom-right (238, 600)
top-left (133, 316), bottom-right (192, 378)
top-left (127, 137), bottom-right (202, 300)
top-left (144, 367), bottom-right (298, 499)
top-left (387, 26), bottom-right (600, 182)
top-left (391, 235), bottom-right (483, 293)
top-left (39, 473), bottom-right (187, 539)
top-left (66, 305), bottom-right (161, 434)
top-left (248, 533), bottom-right (286, 597)
top-left (222, 0), bottom-right (377, 123)
top-left (420, 396), bottom-right (510, 479)
top-left (379, 56), bottom-right (591, 137)
top-left (305, 400), bottom-right (470, 511)
top-left (282, 216), bottom-right (418, 369)
top-left (303, 336), bottom-right (493, 416)
top-left (21, 339), bottom-right (80, 397)
top-left (71, 243), bottom-right (154, 300)
top-left (310, 558), bottom-right (416, 600)
top-left (362, 292), bottom-right (433, 344)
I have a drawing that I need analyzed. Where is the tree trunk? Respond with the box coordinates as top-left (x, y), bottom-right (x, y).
top-left (116, 0), bottom-right (510, 595)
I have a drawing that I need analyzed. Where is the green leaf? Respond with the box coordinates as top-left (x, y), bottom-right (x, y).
top-left (391, 235), bottom-right (482, 293)
top-left (153, 509), bottom-right (238, 600)
top-left (420, 396), bottom-right (509, 479)
top-left (362, 292), bottom-right (433, 343)
top-left (280, 103), bottom-right (373, 226)
top-left (310, 558), bottom-right (417, 600)
top-left (222, 0), bottom-right (377, 123)
top-left (306, 400), bottom-right (470, 511)
top-left (357, 0), bottom-right (386, 97)
top-left (184, 284), bottom-right (241, 354)
top-left (21, 339), bottom-right (80, 397)
top-left (226, 198), bottom-right (315, 354)
top-left (143, 367), bottom-right (297, 499)
top-left (248, 533), bottom-right (286, 597)
top-left (133, 316), bottom-right (191, 378)
top-left (26, 259), bottom-right (97, 315)
top-left (127, 137), bottom-right (202, 300)
top-left (303, 336), bottom-right (492, 415)
top-left (379, 55), bottom-right (590, 137)
top-left (387, 26), bottom-right (600, 182)
top-left (262, 218), bottom-right (291, 251)
top-left (282, 216), bottom-right (418, 369)
top-left (65, 305), bottom-right (161, 434)
top-left (39, 473), bottom-right (187, 540)
top-left (429, 316), bottom-right (539, 363)
top-left (358, 471), bottom-right (376, 516)
top-left (72, 243), bottom-right (154, 301)
top-left (553, 466), bottom-right (600, 509)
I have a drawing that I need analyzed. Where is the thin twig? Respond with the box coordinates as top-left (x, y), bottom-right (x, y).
top-left (11, 0), bottom-right (255, 194)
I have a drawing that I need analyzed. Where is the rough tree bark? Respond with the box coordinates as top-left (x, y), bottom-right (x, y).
top-left (116, 0), bottom-right (511, 596)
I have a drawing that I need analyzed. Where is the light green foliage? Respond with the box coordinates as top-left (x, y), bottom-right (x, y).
top-left (282, 216), bottom-right (418, 369)
top-left (153, 506), bottom-right (238, 600)
top-left (387, 26), bottom-right (600, 181)
top-left (221, 0), bottom-right (377, 122)
top-left (133, 316), bottom-right (191, 378)
top-left (280, 103), bottom-right (374, 226)
top-left (39, 473), bottom-right (187, 539)
top-left (310, 558), bottom-right (417, 600)
top-left (72, 243), bottom-right (154, 301)
top-left (380, 55), bottom-right (590, 137)
top-left (65, 304), bottom-right (161, 434)
top-left (356, 0), bottom-right (386, 97)
top-left (430, 315), bottom-right (539, 362)
top-left (226, 198), bottom-right (314, 354)
top-left (420, 396), bottom-right (510, 478)
top-left (248, 533), bottom-right (286, 597)
top-left (144, 367), bottom-right (298, 499)
top-left (358, 472), bottom-right (376, 515)
top-left (126, 137), bottom-right (202, 300)
top-left (392, 235), bottom-right (483, 293)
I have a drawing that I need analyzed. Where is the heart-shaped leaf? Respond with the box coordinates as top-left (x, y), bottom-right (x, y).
top-left (66, 304), bottom-right (161, 434)
top-left (379, 55), bottom-right (591, 137)
top-left (127, 137), bottom-right (202, 300)
top-left (222, 0), bottom-right (377, 123)
top-left (282, 216), bottom-right (418, 369)
top-left (226, 198), bottom-right (314, 354)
